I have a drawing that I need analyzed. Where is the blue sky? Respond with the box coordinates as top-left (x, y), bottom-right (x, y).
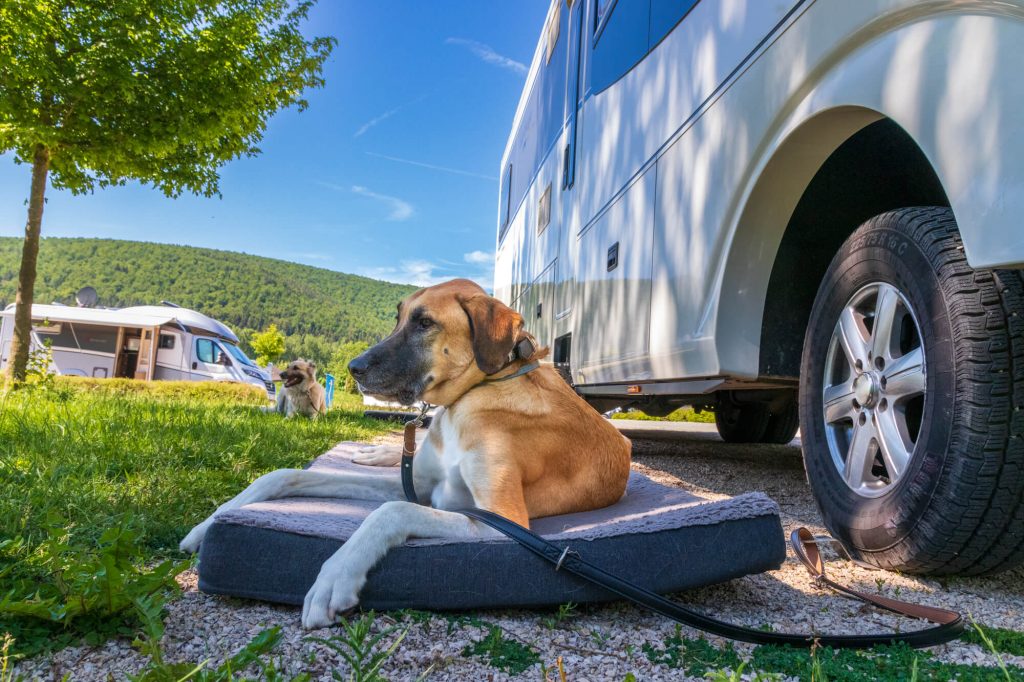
top-left (0, 1), bottom-right (549, 287)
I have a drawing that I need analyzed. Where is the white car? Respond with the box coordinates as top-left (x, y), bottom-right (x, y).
top-left (495, 0), bottom-right (1024, 574)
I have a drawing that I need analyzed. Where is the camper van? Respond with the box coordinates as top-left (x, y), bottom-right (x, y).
top-left (496, 0), bottom-right (1024, 575)
top-left (0, 303), bottom-right (275, 399)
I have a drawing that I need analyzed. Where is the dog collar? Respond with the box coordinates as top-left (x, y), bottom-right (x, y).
top-left (483, 360), bottom-right (541, 384)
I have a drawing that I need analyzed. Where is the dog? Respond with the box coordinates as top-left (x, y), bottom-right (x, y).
top-left (271, 359), bottom-right (326, 418)
top-left (181, 279), bottom-right (631, 628)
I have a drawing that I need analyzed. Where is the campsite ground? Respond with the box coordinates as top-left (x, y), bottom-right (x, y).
top-left (9, 397), bottom-right (1024, 681)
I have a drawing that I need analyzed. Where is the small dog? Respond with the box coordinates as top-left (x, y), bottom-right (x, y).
top-left (272, 359), bottom-right (326, 418)
top-left (183, 280), bottom-right (630, 628)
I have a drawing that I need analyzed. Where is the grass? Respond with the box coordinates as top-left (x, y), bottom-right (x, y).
top-left (0, 378), bottom-right (392, 658)
top-left (610, 406), bottom-right (716, 423)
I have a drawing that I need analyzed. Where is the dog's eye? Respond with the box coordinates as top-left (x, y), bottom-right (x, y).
top-left (419, 317), bottom-right (434, 330)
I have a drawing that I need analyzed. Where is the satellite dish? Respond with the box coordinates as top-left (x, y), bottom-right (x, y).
top-left (75, 286), bottom-right (98, 308)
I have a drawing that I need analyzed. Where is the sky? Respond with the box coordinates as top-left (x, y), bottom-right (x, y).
top-left (0, 1), bottom-right (550, 287)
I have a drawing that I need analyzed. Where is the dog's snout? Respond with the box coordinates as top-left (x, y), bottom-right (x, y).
top-left (348, 354), bottom-right (371, 379)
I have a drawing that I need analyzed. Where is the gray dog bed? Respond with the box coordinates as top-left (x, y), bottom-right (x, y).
top-left (197, 442), bottom-right (786, 610)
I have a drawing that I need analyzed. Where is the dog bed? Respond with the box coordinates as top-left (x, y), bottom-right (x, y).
top-left (197, 442), bottom-right (786, 610)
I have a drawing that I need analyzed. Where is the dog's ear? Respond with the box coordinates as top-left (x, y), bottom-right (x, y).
top-left (459, 293), bottom-right (523, 375)
top-left (307, 361), bottom-right (316, 373)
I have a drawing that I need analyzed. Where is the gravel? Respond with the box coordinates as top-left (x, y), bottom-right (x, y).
top-left (14, 421), bottom-right (1024, 680)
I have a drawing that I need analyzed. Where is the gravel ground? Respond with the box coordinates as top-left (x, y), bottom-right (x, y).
top-left (14, 421), bottom-right (1024, 680)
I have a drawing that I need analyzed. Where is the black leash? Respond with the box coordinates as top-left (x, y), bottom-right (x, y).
top-left (396, 389), bottom-right (964, 649)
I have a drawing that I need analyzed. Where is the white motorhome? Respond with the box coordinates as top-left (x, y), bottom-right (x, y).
top-left (0, 302), bottom-right (275, 399)
top-left (497, 0), bottom-right (1024, 575)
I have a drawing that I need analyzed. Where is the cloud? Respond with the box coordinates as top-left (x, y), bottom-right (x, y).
top-left (350, 185), bottom-right (414, 221)
top-left (365, 152), bottom-right (496, 181)
top-left (463, 250), bottom-right (494, 265)
top-left (361, 260), bottom-right (451, 287)
top-left (354, 106), bottom-right (401, 138)
top-left (446, 38), bottom-right (527, 75)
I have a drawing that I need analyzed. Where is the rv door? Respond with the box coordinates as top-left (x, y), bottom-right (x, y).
top-left (134, 327), bottom-right (160, 381)
top-left (190, 337), bottom-right (232, 381)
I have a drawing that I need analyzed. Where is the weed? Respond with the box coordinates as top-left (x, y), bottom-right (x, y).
top-left (541, 656), bottom-right (568, 682)
top-left (541, 601), bottom-right (578, 630)
top-left (749, 642), bottom-right (1017, 681)
top-left (642, 625), bottom-right (741, 676)
top-left (967, 617), bottom-right (1014, 682)
top-left (963, 621), bottom-right (1024, 657)
top-left (306, 611), bottom-right (408, 682)
top-left (704, 661), bottom-right (780, 681)
top-left (1, 634), bottom-right (24, 682)
top-left (589, 628), bottom-right (611, 648)
top-left (0, 520), bottom-right (188, 658)
top-left (461, 625), bottom-right (540, 675)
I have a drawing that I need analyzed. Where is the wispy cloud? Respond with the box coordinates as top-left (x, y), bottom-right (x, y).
top-left (365, 152), bottom-right (496, 181)
top-left (446, 38), bottom-right (527, 75)
top-left (353, 94), bottom-right (429, 138)
top-left (360, 260), bottom-right (452, 287)
top-left (463, 250), bottom-right (494, 265)
top-left (350, 185), bottom-right (415, 221)
top-left (354, 106), bottom-right (401, 138)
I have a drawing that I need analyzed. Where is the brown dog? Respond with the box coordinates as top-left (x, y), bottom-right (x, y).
top-left (181, 279), bottom-right (630, 628)
top-left (273, 359), bottom-right (326, 418)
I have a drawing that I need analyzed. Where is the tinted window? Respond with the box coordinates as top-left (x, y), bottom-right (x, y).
top-left (499, 164), bottom-right (513, 241)
top-left (37, 322), bottom-right (117, 353)
top-left (158, 334), bottom-right (176, 350)
top-left (649, 0), bottom-right (700, 48)
top-left (196, 338), bottom-right (223, 364)
top-left (77, 325), bottom-right (119, 353)
top-left (590, 0), bottom-right (650, 94)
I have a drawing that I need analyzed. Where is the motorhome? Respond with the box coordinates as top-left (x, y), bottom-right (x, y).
top-left (496, 0), bottom-right (1024, 575)
top-left (0, 302), bottom-right (275, 398)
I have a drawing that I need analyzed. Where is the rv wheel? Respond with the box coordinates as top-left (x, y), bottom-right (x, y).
top-left (800, 207), bottom-right (1024, 574)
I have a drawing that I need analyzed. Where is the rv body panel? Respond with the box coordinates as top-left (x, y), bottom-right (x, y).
top-left (496, 0), bottom-right (1024, 395)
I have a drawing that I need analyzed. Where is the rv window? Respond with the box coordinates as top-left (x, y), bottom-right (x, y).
top-left (590, 0), bottom-right (650, 93)
top-left (76, 325), bottom-right (118, 353)
top-left (196, 338), bottom-right (222, 364)
top-left (498, 164), bottom-right (513, 241)
top-left (158, 334), bottom-right (176, 350)
top-left (649, 0), bottom-right (700, 50)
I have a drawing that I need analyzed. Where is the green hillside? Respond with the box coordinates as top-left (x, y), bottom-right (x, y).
top-left (0, 237), bottom-right (415, 359)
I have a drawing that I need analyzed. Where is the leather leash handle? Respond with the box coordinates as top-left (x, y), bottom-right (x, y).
top-left (401, 420), bottom-right (419, 504)
top-left (790, 528), bottom-right (961, 625)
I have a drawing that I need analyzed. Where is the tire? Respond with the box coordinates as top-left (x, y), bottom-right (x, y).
top-left (800, 207), bottom-right (1024, 575)
top-left (715, 394), bottom-right (771, 443)
top-left (762, 395), bottom-right (800, 444)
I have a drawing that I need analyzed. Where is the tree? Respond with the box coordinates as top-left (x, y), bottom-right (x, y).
top-left (251, 324), bottom-right (286, 367)
top-left (329, 340), bottom-right (370, 393)
top-left (0, 1), bottom-right (334, 383)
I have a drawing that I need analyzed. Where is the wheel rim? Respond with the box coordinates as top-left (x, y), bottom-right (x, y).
top-left (822, 282), bottom-right (927, 498)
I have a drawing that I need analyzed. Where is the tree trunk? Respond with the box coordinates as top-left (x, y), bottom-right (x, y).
top-left (5, 144), bottom-right (50, 384)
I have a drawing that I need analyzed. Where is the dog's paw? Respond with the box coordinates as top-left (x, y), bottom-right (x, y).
top-left (179, 519), bottom-right (212, 554)
top-left (352, 445), bottom-right (402, 467)
top-left (301, 575), bottom-right (359, 629)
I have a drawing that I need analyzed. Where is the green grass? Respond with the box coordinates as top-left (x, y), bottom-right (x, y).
top-left (0, 378), bottom-right (393, 657)
top-left (610, 406), bottom-right (716, 423)
top-left (0, 379), bottom-right (385, 555)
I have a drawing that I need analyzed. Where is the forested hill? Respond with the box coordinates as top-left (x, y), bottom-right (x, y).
top-left (0, 237), bottom-right (416, 344)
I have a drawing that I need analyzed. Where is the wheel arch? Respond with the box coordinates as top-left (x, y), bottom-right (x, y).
top-left (714, 5), bottom-right (1024, 380)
